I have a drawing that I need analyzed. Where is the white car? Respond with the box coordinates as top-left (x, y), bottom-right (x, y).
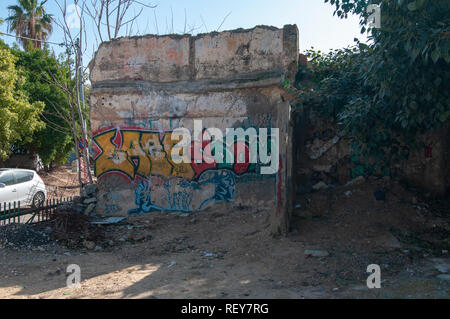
top-left (0, 168), bottom-right (47, 208)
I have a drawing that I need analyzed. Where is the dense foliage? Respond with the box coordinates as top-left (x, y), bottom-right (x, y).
top-left (12, 48), bottom-right (75, 166)
top-left (294, 0), bottom-right (450, 172)
top-left (0, 46), bottom-right (45, 160)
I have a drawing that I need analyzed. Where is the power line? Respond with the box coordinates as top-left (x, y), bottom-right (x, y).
top-left (0, 31), bottom-right (65, 46)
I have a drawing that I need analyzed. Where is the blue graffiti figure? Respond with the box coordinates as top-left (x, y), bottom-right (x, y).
top-left (127, 170), bottom-right (236, 215)
top-left (127, 180), bottom-right (164, 215)
top-left (198, 170), bottom-right (236, 209)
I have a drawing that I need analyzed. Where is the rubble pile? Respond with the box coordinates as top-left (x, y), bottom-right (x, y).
top-left (0, 224), bottom-right (51, 249)
top-left (49, 209), bottom-right (104, 249)
top-left (58, 184), bottom-right (98, 216)
top-left (47, 183), bottom-right (104, 249)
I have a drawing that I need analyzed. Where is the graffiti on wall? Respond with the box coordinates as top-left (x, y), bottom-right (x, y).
top-left (127, 170), bottom-right (236, 215)
top-left (93, 126), bottom-right (275, 182)
top-left (102, 192), bottom-right (122, 214)
top-left (93, 128), bottom-right (193, 180)
top-left (93, 125), bottom-right (277, 214)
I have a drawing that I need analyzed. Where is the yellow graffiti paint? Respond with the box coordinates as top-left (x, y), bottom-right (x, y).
top-left (163, 132), bottom-right (195, 179)
top-left (121, 131), bottom-right (151, 177)
top-left (141, 132), bottom-right (173, 176)
top-left (94, 130), bottom-right (135, 179)
top-left (94, 129), bottom-right (194, 180)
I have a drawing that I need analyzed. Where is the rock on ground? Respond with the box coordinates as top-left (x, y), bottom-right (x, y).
top-left (0, 224), bottom-right (51, 249)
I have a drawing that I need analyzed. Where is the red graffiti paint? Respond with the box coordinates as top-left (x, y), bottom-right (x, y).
top-left (97, 171), bottom-right (132, 183)
top-left (190, 140), bottom-right (217, 178)
top-left (97, 171), bottom-right (150, 184)
top-left (233, 142), bottom-right (251, 174)
top-left (190, 140), bottom-right (252, 178)
top-left (92, 143), bottom-right (102, 159)
top-left (112, 129), bottom-right (123, 149)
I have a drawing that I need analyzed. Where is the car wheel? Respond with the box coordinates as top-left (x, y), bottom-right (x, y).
top-left (32, 191), bottom-right (45, 208)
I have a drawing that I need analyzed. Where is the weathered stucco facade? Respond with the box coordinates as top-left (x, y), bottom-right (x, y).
top-left (89, 25), bottom-right (298, 234)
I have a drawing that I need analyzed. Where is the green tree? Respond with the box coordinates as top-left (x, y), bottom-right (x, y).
top-left (313, 0), bottom-right (450, 170)
top-left (6, 0), bottom-right (53, 50)
top-left (0, 47), bottom-right (45, 160)
top-left (11, 48), bottom-right (75, 166)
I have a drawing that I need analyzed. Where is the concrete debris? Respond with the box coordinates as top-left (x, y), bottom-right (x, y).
top-left (74, 203), bottom-right (85, 214)
top-left (345, 176), bottom-right (365, 187)
top-left (91, 217), bottom-right (126, 225)
top-left (431, 259), bottom-right (450, 273)
top-left (0, 224), bottom-right (51, 249)
top-left (82, 240), bottom-right (96, 250)
top-left (84, 203), bottom-right (96, 216)
top-left (306, 136), bottom-right (340, 160)
top-left (57, 184), bottom-right (99, 217)
top-left (304, 249), bottom-right (329, 257)
top-left (381, 233), bottom-right (402, 249)
top-left (83, 197), bottom-right (97, 205)
top-left (312, 181), bottom-right (328, 191)
top-left (436, 274), bottom-right (450, 281)
top-left (81, 184), bottom-right (98, 198)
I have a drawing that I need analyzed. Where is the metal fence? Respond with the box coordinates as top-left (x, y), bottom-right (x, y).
top-left (0, 197), bottom-right (73, 226)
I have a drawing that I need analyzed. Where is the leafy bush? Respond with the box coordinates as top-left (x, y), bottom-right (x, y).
top-left (0, 47), bottom-right (45, 160)
top-left (12, 48), bottom-right (75, 166)
top-left (294, 0), bottom-right (450, 173)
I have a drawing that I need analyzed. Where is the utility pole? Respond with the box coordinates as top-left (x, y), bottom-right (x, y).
top-left (75, 37), bottom-right (93, 184)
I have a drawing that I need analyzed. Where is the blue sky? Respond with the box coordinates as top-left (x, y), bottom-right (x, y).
top-left (0, 0), bottom-right (367, 66)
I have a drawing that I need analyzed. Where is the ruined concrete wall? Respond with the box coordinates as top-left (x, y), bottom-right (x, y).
top-left (89, 25), bottom-right (298, 234)
top-left (399, 121), bottom-right (450, 197)
top-left (294, 109), bottom-right (449, 197)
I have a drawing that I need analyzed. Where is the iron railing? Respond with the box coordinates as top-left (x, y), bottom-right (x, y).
top-left (0, 197), bottom-right (73, 226)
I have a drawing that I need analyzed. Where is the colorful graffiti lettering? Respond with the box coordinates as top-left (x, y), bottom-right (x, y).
top-left (93, 128), bottom-right (195, 181)
top-left (93, 126), bottom-right (275, 182)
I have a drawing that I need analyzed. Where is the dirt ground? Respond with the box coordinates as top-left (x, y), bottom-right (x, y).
top-left (38, 164), bottom-right (90, 199)
top-left (0, 171), bottom-right (449, 299)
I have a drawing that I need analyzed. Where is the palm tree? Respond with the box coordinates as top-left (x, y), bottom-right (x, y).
top-left (6, 0), bottom-right (53, 50)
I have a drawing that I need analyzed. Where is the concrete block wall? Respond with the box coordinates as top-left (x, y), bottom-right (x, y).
top-left (293, 108), bottom-right (450, 197)
top-left (89, 25), bottom-right (298, 234)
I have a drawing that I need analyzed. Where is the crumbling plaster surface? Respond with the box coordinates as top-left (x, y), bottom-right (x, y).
top-left (89, 25), bottom-right (298, 234)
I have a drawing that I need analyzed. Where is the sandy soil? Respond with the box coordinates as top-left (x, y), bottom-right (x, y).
top-left (38, 165), bottom-right (91, 200)
top-left (0, 173), bottom-right (448, 299)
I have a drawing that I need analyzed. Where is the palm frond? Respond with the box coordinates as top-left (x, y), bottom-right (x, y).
top-left (6, 0), bottom-right (53, 50)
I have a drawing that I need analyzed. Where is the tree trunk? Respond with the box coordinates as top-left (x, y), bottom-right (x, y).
top-left (75, 41), bottom-right (93, 184)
